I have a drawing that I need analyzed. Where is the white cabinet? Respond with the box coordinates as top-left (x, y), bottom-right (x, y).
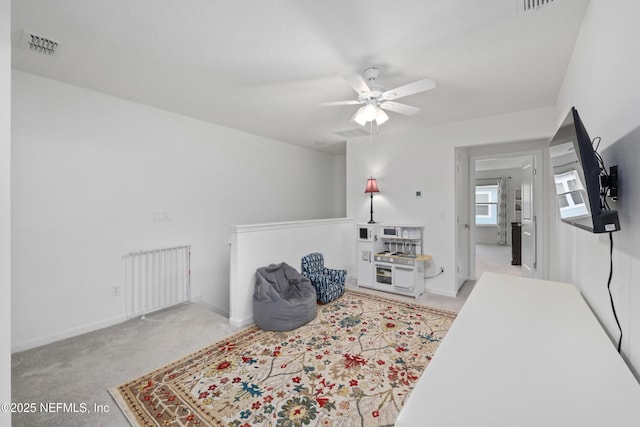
top-left (393, 263), bottom-right (425, 296)
top-left (370, 261), bottom-right (426, 297)
top-left (356, 224), bottom-right (382, 287)
top-left (357, 242), bottom-right (375, 286)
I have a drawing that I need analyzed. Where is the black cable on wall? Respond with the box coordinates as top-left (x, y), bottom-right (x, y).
top-left (607, 231), bottom-right (622, 353)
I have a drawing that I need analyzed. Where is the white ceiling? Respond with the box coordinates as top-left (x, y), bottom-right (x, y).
top-left (11, 0), bottom-right (589, 154)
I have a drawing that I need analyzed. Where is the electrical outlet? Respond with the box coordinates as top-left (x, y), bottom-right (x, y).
top-left (111, 285), bottom-right (120, 297)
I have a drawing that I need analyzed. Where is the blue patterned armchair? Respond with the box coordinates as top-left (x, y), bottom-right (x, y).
top-left (301, 252), bottom-right (346, 304)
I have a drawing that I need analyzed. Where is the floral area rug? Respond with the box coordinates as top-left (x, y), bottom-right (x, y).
top-left (110, 290), bottom-right (456, 427)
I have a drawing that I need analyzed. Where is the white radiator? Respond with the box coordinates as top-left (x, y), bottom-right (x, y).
top-left (123, 245), bottom-right (191, 318)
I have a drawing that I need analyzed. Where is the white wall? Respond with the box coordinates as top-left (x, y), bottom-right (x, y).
top-left (346, 107), bottom-right (557, 297)
top-left (551, 0), bottom-right (640, 377)
top-left (1, 0), bottom-right (12, 421)
top-left (11, 71), bottom-right (344, 351)
top-left (333, 154), bottom-right (346, 217)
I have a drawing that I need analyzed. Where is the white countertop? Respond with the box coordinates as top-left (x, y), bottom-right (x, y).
top-left (396, 272), bottom-right (640, 426)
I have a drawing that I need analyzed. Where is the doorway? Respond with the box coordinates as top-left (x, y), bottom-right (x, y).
top-left (456, 147), bottom-right (546, 282)
top-left (474, 155), bottom-right (530, 278)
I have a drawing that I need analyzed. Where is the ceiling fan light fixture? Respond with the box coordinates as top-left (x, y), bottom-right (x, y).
top-left (353, 104), bottom-right (389, 127)
top-left (352, 107), bottom-right (368, 126)
top-left (362, 103), bottom-right (378, 121)
top-left (375, 108), bottom-right (389, 125)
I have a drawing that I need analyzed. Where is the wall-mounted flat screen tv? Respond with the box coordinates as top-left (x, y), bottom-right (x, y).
top-left (548, 107), bottom-right (620, 233)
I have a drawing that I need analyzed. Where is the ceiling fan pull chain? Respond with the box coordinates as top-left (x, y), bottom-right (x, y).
top-left (370, 120), bottom-right (373, 145)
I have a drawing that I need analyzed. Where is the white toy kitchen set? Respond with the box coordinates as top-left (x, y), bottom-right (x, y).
top-left (356, 223), bottom-right (431, 297)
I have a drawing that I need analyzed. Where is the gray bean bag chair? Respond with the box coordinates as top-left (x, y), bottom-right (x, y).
top-left (253, 262), bottom-right (317, 331)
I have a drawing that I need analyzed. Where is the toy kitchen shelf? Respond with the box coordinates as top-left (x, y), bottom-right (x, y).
top-left (357, 224), bottom-right (430, 298)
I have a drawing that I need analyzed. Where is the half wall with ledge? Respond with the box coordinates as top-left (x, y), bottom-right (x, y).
top-left (228, 218), bottom-right (354, 327)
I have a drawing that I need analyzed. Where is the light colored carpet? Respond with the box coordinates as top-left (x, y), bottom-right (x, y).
top-left (476, 243), bottom-right (522, 278)
top-left (11, 284), bottom-right (473, 427)
top-left (11, 303), bottom-right (239, 427)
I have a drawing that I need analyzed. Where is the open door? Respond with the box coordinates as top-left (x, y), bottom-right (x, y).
top-left (455, 149), bottom-right (470, 289)
top-left (520, 156), bottom-right (537, 278)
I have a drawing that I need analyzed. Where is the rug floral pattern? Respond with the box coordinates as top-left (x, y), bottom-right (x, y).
top-left (112, 291), bottom-right (456, 426)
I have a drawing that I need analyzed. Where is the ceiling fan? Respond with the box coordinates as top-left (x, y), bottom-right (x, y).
top-left (322, 66), bottom-right (435, 126)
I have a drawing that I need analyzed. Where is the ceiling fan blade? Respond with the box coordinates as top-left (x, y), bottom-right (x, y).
top-left (319, 100), bottom-right (364, 106)
top-left (381, 78), bottom-right (435, 101)
top-left (343, 73), bottom-right (372, 96)
top-left (379, 101), bottom-right (421, 116)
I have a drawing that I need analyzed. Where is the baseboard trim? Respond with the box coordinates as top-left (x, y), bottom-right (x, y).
top-left (425, 288), bottom-right (458, 298)
top-left (12, 314), bottom-right (128, 353)
top-left (229, 315), bottom-right (253, 328)
top-left (12, 293), bottom-right (226, 353)
top-left (197, 297), bottom-right (230, 319)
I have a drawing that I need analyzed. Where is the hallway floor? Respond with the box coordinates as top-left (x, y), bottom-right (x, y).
top-left (476, 243), bottom-right (522, 278)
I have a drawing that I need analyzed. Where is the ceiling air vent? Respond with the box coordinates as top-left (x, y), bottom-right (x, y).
top-left (333, 128), bottom-right (370, 139)
top-left (21, 31), bottom-right (60, 55)
top-left (519, 0), bottom-right (554, 14)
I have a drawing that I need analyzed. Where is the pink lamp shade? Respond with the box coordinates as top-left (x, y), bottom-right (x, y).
top-left (365, 178), bottom-right (380, 193)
